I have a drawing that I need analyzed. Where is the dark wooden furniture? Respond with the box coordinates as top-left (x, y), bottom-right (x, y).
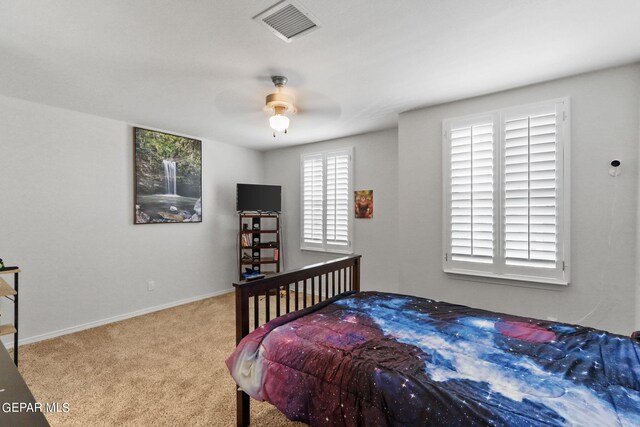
top-left (233, 254), bottom-right (361, 427)
top-left (0, 268), bottom-right (20, 366)
top-left (0, 344), bottom-right (49, 426)
top-left (238, 213), bottom-right (281, 280)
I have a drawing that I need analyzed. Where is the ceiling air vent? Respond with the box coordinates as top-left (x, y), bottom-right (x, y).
top-left (253, 1), bottom-right (321, 43)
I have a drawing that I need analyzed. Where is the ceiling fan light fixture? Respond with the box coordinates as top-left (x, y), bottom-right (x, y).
top-left (265, 76), bottom-right (295, 136)
top-left (270, 112), bottom-right (290, 133)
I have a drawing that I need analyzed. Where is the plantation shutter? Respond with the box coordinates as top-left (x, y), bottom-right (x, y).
top-left (301, 149), bottom-right (354, 253)
top-left (503, 107), bottom-right (558, 269)
top-left (326, 151), bottom-right (351, 249)
top-left (302, 154), bottom-right (324, 248)
top-left (443, 98), bottom-right (568, 285)
top-left (449, 121), bottom-right (495, 264)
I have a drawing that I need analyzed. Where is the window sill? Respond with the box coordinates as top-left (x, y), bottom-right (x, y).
top-left (301, 247), bottom-right (354, 256)
top-left (443, 268), bottom-right (569, 290)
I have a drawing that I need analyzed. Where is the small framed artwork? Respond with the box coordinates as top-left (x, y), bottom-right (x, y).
top-left (354, 190), bottom-right (373, 219)
top-left (134, 127), bottom-right (202, 224)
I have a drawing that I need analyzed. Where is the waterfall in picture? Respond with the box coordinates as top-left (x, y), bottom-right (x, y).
top-left (162, 160), bottom-right (177, 195)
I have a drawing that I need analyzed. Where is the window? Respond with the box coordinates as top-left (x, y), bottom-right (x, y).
top-left (301, 148), bottom-right (353, 253)
top-left (443, 98), bottom-right (570, 285)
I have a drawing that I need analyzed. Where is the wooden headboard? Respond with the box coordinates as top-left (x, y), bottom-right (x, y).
top-left (232, 254), bottom-right (361, 426)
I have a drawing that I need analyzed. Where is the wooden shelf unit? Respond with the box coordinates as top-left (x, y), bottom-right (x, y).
top-left (238, 213), bottom-right (281, 280)
top-left (0, 268), bottom-right (20, 366)
top-left (0, 277), bottom-right (17, 297)
top-left (240, 258), bottom-right (277, 265)
top-left (0, 324), bottom-right (17, 337)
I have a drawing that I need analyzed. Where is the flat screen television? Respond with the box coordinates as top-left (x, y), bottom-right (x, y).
top-left (236, 184), bottom-right (282, 212)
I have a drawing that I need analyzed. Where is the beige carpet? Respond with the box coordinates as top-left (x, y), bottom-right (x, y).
top-left (15, 291), bottom-right (304, 426)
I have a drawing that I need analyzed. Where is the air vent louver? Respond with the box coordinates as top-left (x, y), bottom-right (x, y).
top-left (254, 1), bottom-right (321, 43)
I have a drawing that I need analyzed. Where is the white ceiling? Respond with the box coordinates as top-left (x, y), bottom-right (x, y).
top-left (1, 1), bottom-right (640, 151)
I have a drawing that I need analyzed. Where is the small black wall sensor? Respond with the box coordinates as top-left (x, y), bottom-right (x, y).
top-left (609, 159), bottom-right (621, 177)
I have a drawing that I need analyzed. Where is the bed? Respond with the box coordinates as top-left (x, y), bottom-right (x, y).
top-left (226, 255), bottom-right (640, 426)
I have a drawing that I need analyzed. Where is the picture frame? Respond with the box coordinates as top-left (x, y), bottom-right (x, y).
top-left (133, 127), bottom-right (202, 224)
top-left (354, 190), bottom-right (373, 219)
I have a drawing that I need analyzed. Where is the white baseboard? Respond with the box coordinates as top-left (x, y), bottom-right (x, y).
top-left (2, 288), bottom-right (234, 350)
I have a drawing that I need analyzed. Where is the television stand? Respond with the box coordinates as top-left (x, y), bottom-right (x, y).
top-left (238, 212), bottom-right (282, 280)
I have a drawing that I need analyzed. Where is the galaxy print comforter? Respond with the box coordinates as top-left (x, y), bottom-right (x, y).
top-left (226, 291), bottom-right (640, 426)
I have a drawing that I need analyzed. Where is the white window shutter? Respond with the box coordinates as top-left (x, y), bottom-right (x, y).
top-left (448, 121), bottom-right (495, 264)
top-left (503, 108), bottom-right (558, 269)
top-left (301, 154), bottom-right (323, 249)
top-left (443, 98), bottom-right (569, 285)
top-left (301, 149), bottom-right (353, 253)
top-left (325, 151), bottom-right (351, 250)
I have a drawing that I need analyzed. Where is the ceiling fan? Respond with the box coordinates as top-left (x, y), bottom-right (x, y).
top-left (213, 72), bottom-right (341, 140)
top-left (264, 75), bottom-right (296, 137)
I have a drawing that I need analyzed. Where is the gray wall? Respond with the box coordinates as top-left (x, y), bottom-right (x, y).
top-left (0, 94), bottom-right (264, 346)
top-left (264, 129), bottom-right (399, 292)
top-left (3, 63), bottom-right (639, 346)
top-left (398, 64), bottom-right (640, 335)
top-left (637, 94), bottom-right (640, 332)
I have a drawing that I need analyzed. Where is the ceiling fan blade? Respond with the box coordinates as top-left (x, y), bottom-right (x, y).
top-left (295, 108), bottom-right (339, 121)
top-left (294, 90), bottom-right (342, 120)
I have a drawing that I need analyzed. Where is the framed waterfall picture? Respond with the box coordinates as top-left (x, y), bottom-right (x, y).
top-left (133, 127), bottom-right (202, 224)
